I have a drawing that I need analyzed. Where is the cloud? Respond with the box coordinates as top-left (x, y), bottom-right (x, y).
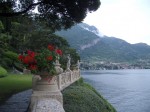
top-left (84, 0), bottom-right (150, 45)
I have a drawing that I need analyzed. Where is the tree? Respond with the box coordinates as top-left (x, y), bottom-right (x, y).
top-left (0, 0), bottom-right (101, 30)
top-left (0, 20), bottom-right (4, 31)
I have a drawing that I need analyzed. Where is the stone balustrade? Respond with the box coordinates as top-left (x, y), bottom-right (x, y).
top-left (58, 69), bottom-right (80, 90)
top-left (29, 68), bottom-right (80, 112)
top-left (29, 56), bottom-right (81, 112)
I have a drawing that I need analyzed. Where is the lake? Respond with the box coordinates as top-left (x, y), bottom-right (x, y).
top-left (81, 69), bottom-right (150, 112)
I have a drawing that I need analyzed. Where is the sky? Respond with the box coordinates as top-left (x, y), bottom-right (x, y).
top-left (84, 0), bottom-right (150, 45)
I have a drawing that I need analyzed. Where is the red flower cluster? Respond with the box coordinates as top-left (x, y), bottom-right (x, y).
top-left (18, 50), bottom-right (37, 70)
top-left (29, 64), bottom-right (37, 70)
top-left (48, 44), bottom-right (63, 55)
top-left (56, 49), bottom-right (62, 55)
top-left (47, 56), bottom-right (53, 61)
top-left (18, 45), bottom-right (63, 72)
top-left (48, 44), bottom-right (55, 51)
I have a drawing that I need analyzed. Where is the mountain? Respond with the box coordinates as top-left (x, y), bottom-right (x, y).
top-left (55, 23), bottom-right (150, 63)
top-left (56, 23), bottom-right (101, 50)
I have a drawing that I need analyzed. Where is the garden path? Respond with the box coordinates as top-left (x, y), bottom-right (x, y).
top-left (0, 89), bottom-right (31, 112)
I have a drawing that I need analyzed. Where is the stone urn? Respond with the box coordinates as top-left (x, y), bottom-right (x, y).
top-left (29, 72), bottom-right (63, 112)
top-left (32, 72), bottom-right (59, 92)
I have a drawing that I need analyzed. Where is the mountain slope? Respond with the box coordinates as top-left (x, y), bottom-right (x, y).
top-left (56, 23), bottom-right (101, 50)
top-left (56, 23), bottom-right (150, 63)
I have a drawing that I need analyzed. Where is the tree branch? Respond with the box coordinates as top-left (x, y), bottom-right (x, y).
top-left (0, 1), bottom-right (43, 17)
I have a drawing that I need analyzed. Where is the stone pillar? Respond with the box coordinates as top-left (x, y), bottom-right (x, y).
top-left (77, 60), bottom-right (80, 70)
top-left (55, 59), bottom-right (63, 90)
top-left (66, 54), bottom-right (71, 71)
top-left (29, 75), bottom-right (63, 112)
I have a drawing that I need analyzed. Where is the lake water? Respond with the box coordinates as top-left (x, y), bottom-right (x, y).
top-left (81, 69), bottom-right (150, 112)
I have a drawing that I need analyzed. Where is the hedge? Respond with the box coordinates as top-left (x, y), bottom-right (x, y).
top-left (0, 66), bottom-right (8, 78)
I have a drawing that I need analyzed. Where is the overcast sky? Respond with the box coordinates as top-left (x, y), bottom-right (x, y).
top-left (84, 0), bottom-right (150, 45)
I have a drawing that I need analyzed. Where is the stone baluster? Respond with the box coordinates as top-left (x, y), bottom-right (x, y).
top-left (66, 54), bottom-right (71, 72)
top-left (77, 60), bottom-right (80, 70)
top-left (55, 58), bottom-right (63, 74)
top-left (55, 58), bottom-right (63, 90)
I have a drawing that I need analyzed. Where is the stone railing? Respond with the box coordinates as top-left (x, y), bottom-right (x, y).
top-left (58, 69), bottom-right (80, 90)
top-left (29, 60), bottom-right (81, 112)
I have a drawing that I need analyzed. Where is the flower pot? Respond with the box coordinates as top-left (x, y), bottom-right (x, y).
top-left (33, 74), bottom-right (59, 92)
top-left (30, 74), bottom-right (63, 111)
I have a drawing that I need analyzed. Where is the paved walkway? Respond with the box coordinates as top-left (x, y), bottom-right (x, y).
top-left (0, 89), bottom-right (32, 112)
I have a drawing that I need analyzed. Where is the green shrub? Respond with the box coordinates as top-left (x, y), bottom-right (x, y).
top-left (0, 66), bottom-right (7, 78)
top-left (3, 57), bottom-right (13, 65)
top-left (0, 20), bottom-right (4, 31)
top-left (62, 78), bottom-right (116, 112)
top-left (13, 62), bottom-right (23, 72)
top-left (0, 58), bottom-right (13, 70)
top-left (1, 51), bottom-right (19, 69)
top-left (3, 51), bottom-right (18, 61)
top-left (1, 61), bottom-right (10, 70)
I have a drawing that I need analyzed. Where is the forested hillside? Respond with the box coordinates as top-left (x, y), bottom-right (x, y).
top-left (56, 23), bottom-right (150, 64)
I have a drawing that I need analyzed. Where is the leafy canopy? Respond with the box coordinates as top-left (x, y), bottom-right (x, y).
top-left (0, 0), bottom-right (101, 30)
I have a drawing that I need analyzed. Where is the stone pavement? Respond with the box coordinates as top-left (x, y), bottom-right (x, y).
top-left (0, 89), bottom-right (32, 112)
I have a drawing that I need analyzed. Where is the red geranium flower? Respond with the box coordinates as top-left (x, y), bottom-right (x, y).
top-left (23, 56), bottom-right (30, 64)
top-left (27, 50), bottom-right (36, 57)
top-left (18, 55), bottom-right (24, 61)
top-left (18, 45), bottom-right (62, 74)
top-left (23, 55), bottom-right (36, 64)
top-left (48, 45), bottom-right (55, 51)
top-left (47, 56), bottom-right (53, 61)
top-left (29, 65), bottom-right (37, 70)
top-left (55, 49), bottom-right (62, 55)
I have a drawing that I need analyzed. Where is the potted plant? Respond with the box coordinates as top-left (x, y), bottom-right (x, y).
top-left (18, 44), bottom-right (63, 91)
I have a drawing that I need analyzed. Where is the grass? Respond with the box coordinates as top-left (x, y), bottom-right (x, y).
top-left (0, 74), bottom-right (32, 104)
top-left (63, 78), bottom-right (116, 112)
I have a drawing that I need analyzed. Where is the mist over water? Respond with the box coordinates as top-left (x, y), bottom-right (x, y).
top-left (81, 69), bottom-right (150, 112)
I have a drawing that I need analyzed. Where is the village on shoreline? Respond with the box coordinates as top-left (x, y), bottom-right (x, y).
top-left (80, 60), bottom-right (150, 70)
